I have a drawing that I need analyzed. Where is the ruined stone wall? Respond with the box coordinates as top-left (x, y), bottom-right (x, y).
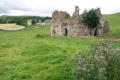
top-left (51, 6), bottom-right (110, 37)
top-left (96, 8), bottom-right (104, 27)
top-left (51, 23), bottom-right (62, 36)
top-left (51, 6), bottom-right (90, 37)
top-left (51, 11), bottom-right (68, 36)
top-left (67, 24), bottom-right (89, 37)
top-left (104, 20), bottom-right (111, 33)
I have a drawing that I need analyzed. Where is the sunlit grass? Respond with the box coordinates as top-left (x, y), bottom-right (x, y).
top-left (0, 27), bottom-right (95, 80)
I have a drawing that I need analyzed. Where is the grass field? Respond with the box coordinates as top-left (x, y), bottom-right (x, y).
top-left (0, 13), bottom-right (120, 80)
top-left (0, 24), bottom-right (24, 30)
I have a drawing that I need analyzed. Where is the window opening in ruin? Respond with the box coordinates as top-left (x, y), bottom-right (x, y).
top-left (65, 23), bottom-right (67, 26)
top-left (89, 32), bottom-right (92, 36)
top-left (53, 29), bottom-right (56, 34)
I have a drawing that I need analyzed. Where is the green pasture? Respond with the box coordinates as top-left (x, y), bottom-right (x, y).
top-left (0, 13), bottom-right (120, 80)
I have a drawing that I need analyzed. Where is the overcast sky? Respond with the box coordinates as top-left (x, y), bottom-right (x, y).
top-left (0, 0), bottom-right (120, 16)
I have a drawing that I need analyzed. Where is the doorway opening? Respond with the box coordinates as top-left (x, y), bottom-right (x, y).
top-left (94, 29), bottom-right (97, 36)
top-left (65, 28), bottom-right (68, 36)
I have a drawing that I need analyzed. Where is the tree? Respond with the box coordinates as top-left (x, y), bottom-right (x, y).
top-left (83, 9), bottom-right (100, 28)
top-left (32, 19), bottom-right (37, 25)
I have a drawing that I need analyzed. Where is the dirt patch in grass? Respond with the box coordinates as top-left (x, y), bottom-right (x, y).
top-left (101, 38), bottom-right (120, 41)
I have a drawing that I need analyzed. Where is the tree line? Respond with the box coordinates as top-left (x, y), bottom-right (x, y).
top-left (0, 16), bottom-right (51, 26)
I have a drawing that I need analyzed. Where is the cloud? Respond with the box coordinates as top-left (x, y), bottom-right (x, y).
top-left (0, 0), bottom-right (120, 16)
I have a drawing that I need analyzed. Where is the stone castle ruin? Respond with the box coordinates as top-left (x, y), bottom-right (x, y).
top-left (51, 6), bottom-right (110, 37)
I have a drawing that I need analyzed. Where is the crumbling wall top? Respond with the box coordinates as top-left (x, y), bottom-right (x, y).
top-left (73, 6), bottom-right (80, 18)
top-left (52, 10), bottom-right (70, 23)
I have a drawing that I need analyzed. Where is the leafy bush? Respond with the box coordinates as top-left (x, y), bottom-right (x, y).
top-left (72, 41), bottom-right (120, 80)
top-left (35, 34), bottom-right (48, 38)
top-left (35, 34), bottom-right (41, 38)
top-left (65, 13), bottom-right (70, 19)
top-left (83, 9), bottom-right (100, 28)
